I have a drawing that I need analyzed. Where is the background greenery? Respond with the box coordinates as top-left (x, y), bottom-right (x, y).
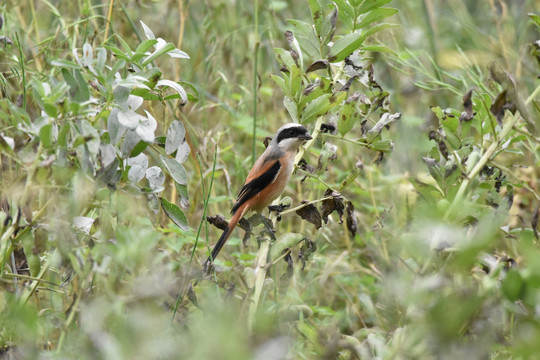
top-left (0, 0), bottom-right (539, 358)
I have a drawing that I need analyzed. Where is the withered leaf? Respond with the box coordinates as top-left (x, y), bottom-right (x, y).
top-left (490, 90), bottom-right (508, 126)
top-left (459, 89), bottom-right (475, 121)
top-left (345, 201), bottom-right (357, 237)
top-left (321, 189), bottom-right (345, 223)
top-left (302, 81), bottom-right (317, 96)
top-left (306, 59), bottom-right (330, 73)
top-left (298, 238), bottom-right (317, 270)
top-left (296, 201), bottom-right (322, 229)
top-left (372, 91), bottom-right (390, 112)
top-left (279, 251), bottom-right (294, 294)
top-left (206, 215), bottom-right (228, 230)
top-left (298, 159), bottom-right (316, 182)
top-left (367, 64), bottom-right (383, 92)
top-left (238, 217), bottom-right (252, 246)
top-left (284, 30), bottom-right (295, 45)
top-left (284, 31), bottom-right (300, 66)
top-left (340, 74), bottom-right (358, 92)
top-left (317, 142), bottom-right (338, 171)
top-left (289, 49), bottom-right (300, 65)
top-left (368, 112), bottom-right (401, 135)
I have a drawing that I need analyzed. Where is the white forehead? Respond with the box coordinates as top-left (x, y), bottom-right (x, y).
top-left (277, 123), bottom-right (303, 132)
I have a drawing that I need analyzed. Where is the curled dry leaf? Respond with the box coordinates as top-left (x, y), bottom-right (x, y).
top-left (299, 238), bottom-right (316, 270)
top-left (298, 159), bottom-right (316, 182)
top-left (345, 201), bottom-right (358, 237)
top-left (368, 112), bottom-right (401, 135)
top-left (296, 201), bottom-right (322, 229)
top-left (207, 214), bottom-right (228, 231)
top-left (490, 90), bottom-right (508, 126)
top-left (340, 75), bottom-right (358, 92)
top-left (460, 89), bottom-right (475, 121)
top-left (367, 64), bottom-right (383, 92)
top-left (321, 189), bottom-right (345, 224)
top-left (238, 218), bottom-right (252, 246)
top-left (306, 59), bottom-right (330, 73)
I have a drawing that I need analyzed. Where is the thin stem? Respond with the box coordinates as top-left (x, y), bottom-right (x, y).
top-left (525, 83), bottom-right (540, 105)
top-left (279, 196), bottom-right (333, 216)
top-left (104, 0), bottom-right (115, 41)
top-left (252, 0), bottom-right (260, 167)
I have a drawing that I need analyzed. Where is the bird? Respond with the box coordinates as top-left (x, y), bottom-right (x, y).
top-left (204, 123), bottom-right (312, 267)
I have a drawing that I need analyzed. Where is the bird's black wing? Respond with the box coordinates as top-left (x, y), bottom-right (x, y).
top-left (231, 160), bottom-right (281, 215)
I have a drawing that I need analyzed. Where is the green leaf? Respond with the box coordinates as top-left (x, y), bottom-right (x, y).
top-left (333, 0), bottom-right (355, 21)
top-left (50, 59), bottom-right (80, 69)
top-left (160, 197), bottom-right (188, 231)
top-left (270, 233), bottom-right (303, 260)
top-left (271, 74), bottom-right (289, 97)
top-left (141, 43), bottom-right (176, 66)
top-left (321, 6), bottom-right (338, 45)
top-left (103, 45), bottom-right (131, 62)
top-left (328, 32), bottom-right (364, 63)
top-left (299, 77), bottom-right (333, 110)
top-left (337, 93), bottom-right (362, 135)
top-left (370, 139), bottom-right (394, 152)
top-left (409, 177), bottom-right (441, 203)
top-left (114, 33), bottom-right (133, 55)
top-left (422, 157), bottom-right (443, 188)
top-left (287, 19), bottom-right (321, 59)
top-left (20, 230), bottom-right (40, 277)
top-left (39, 124), bottom-right (53, 149)
top-left (106, 59), bottom-right (127, 84)
top-left (274, 47), bottom-right (298, 72)
top-left (356, 7), bottom-right (398, 29)
top-left (356, 0), bottom-right (392, 15)
top-left (502, 269), bottom-right (524, 301)
top-left (58, 123), bottom-right (70, 148)
top-left (43, 103), bottom-right (57, 117)
top-left (130, 140), bottom-right (148, 158)
top-left (135, 39), bottom-right (158, 54)
top-left (528, 13), bottom-right (540, 27)
top-left (160, 155), bottom-right (188, 185)
top-left (307, 0), bottom-right (323, 34)
top-left (284, 96), bottom-right (298, 122)
top-left (131, 88), bottom-right (160, 101)
top-left (301, 92), bottom-right (346, 124)
top-left (360, 44), bottom-right (396, 54)
top-left (360, 23), bottom-right (399, 40)
top-left (73, 69), bottom-right (90, 102)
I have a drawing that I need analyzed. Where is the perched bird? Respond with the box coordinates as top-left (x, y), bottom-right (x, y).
top-left (205, 123), bottom-right (312, 266)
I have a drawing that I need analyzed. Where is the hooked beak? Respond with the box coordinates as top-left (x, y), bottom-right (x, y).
top-left (299, 133), bottom-right (313, 141)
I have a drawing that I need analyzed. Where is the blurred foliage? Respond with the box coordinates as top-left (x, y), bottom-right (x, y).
top-left (0, 0), bottom-right (539, 359)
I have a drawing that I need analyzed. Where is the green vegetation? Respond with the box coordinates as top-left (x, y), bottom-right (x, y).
top-left (0, 0), bottom-right (539, 358)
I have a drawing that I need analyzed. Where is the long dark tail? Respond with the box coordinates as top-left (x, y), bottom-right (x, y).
top-left (204, 205), bottom-right (246, 267)
top-left (207, 225), bottom-right (233, 263)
